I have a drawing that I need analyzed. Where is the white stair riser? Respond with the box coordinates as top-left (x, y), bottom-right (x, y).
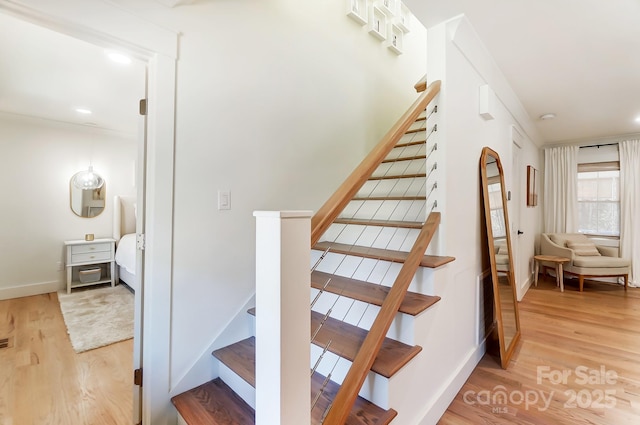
top-left (321, 224), bottom-right (421, 251)
top-left (339, 199), bottom-right (427, 222)
top-left (398, 132), bottom-right (425, 145)
top-left (311, 252), bottom-right (436, 296)
top-left (357, 176), bottom-right (427, 198)
top-left (218, 363), bottom-right (256, 409)
top-left (310, 289), bottom-right (414, 344)
top-left (372, 159), bottom-right (426, 178)
top-left (387, 142), bottom-right (426, 159)
top-left (310, 345), bottom-right (390, 409)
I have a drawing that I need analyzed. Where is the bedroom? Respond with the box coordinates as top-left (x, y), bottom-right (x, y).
top-left (0, 13), bottom-right (145, 298)
top-left (0, 12), bottom-right (146, 423)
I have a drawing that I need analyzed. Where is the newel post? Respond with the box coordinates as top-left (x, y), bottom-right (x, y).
top-left (253, 211), bottom-right (311, 425)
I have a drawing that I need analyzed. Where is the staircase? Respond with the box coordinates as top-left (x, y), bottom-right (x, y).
top-left (171, 80), bottom-right (453, 424)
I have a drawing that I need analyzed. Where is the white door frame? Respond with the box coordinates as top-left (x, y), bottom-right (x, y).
top-left (511, 126), bottom-right (525, 301)
top-left (0, 2), bottom-right (177, 424)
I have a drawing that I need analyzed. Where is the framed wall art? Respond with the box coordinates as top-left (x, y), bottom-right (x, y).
top-left (368, 5), bottom-right (387, 40)
top-left (346, 0), bottom-right (367, 25)
top-left (526, 165), bottom-right (538, 206)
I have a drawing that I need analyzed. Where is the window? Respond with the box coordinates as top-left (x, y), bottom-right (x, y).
top-left (577, 162), bottom-right (620, 236)
top-left (488, 182), bottom-right (506, 238)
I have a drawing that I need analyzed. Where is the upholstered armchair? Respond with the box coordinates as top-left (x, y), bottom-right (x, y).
top-left (540, 233), bottom-right (630, 291)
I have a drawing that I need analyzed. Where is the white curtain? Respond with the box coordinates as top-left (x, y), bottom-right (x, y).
top-left (619, 139), bottom-right (640, 287)
top-left (544, 146), bottom-right (579, 233)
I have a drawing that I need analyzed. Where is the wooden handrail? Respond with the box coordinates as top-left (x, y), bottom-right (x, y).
top-left (414, 74), bottom-right (427, 93)
top-left (310, 80), bottom-right (441, 246)
top-left (322, 212), bottom-right (442, 424)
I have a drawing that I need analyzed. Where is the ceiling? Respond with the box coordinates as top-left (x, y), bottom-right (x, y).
top-left (404, 0), bottom-right (640, 145)
top-left (0, 12), bottom-right (146, 137)
top-left (2, 2), bottom-right (639, 145)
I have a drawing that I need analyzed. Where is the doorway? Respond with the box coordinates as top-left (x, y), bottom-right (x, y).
top-left (0, 2), bottom-right (177, 423)
top-left (0, 10), bottom-right (146, 423)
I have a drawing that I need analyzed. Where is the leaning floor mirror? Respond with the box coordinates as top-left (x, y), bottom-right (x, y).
top-left (480, 147), bottom-right (521, 369)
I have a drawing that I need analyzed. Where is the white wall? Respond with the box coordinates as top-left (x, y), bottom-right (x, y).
top-left (409, 16), bottom-right (543, 423)
top-left (0, 115), bottom-right (136, 298)
top-left (134, 0), bottom-right (429, 391)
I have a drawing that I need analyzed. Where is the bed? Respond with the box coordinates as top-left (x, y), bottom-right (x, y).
top-left (113, 195), bottom-right (138, 292)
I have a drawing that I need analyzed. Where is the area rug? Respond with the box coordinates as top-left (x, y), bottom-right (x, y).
top-left (58, 285), bottom-right (134, 353)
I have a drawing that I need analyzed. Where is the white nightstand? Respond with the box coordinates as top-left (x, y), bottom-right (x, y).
top-left (64, 238), bottom-right (117, 294)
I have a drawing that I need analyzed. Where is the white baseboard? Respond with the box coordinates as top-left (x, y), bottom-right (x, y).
top-left (0, 280), bottom-right (63, 300)
top-left (518, 276), bottom-right (532, 301)
top-left (416, 340), bottom-right (486, 425)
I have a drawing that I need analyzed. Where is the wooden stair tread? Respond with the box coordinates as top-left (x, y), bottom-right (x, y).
top-left (415, 116), bottom-right (426, 122)
top-left (210, 338), bottom-right (397, 424)
top-left (311, 310), bottom-right (421, 378)
top-left (213, 337), bottom-right (256, 387)
top-left (395, 140), bottom-right (426, 148)
top-left (369, 173), bottom-right (426, 181)
top-left (333, 218), bottom-right (423, 229)
top-left (245, 309), bottom-right (421, 377)
top-left (381, 154), bottom-right (426, 164)
top-left (171, 378), bottom-right (255, 425)
top-left (405, 127), bottom-right (426, 134)
top-left (311, 270), bottom-right (440, 316)
top-left (314, 241), bottom-right (455, 268)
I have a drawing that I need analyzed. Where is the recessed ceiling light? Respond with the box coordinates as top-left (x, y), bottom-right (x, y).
top-left (539, 113), bottom-right (556, 120)
top-left (634, 116), bottom-right (640, 123)
top-left (75, 108), bottom-right (92, 115)
top-left (105, 50), bottom-right (132, 65)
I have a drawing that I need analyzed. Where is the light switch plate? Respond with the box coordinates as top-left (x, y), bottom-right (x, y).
top-left (218, 190), bottom-right (231, 210)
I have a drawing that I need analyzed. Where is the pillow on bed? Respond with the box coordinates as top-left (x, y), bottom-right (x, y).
top-left (566, 240), bottom-right (601, 256)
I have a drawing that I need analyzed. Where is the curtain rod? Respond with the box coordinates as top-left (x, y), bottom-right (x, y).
top-left (579, 142), bottom-right (618, 149)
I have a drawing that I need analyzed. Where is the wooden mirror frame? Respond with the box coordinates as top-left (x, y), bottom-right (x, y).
top-left (480, 147), bottom-right (521, 369)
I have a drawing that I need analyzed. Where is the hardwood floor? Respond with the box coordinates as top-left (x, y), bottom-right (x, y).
top-left (4, 276), bottom-right (636, 425)
top-left (0, 292), bottom-right (133, 425)
top-left (440, 274), bottom-right (640, 425)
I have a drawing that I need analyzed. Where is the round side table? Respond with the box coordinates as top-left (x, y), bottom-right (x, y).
top-left (534, 255), bottom-right (570, 292)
